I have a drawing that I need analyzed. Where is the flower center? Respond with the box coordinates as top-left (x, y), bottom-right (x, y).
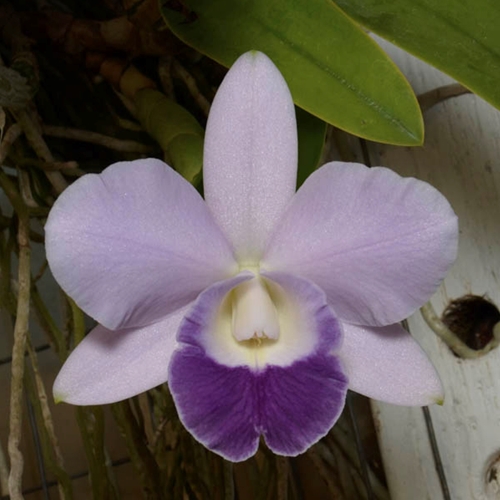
top-left (231, 277), bottom-right (280, 343)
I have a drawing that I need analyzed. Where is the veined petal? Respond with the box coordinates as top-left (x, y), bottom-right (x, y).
top-left (53, 307), bottom-right (189, 405)
top-left (46, 159), bottom-right (237, 330)
top-left (264, 162), bottom-right (458, 326)
top-left (340, 322), bottom-right (443, 406)
top-left (169, 272), bottom-right (348, 461)
top-left (169, 351), bottom-right (347, 462)
top-left (203, 51), bottom-right (298, 263)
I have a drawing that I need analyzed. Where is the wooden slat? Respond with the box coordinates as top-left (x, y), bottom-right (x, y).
top-left (369, 37), bottom-right (500, 500)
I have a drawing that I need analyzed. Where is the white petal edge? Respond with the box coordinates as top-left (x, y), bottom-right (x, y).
top-left (339, 322), bottom-right (443, 406)
top-left (53, 306), bottom-right (189, 405)
top-left (203, 51), bottom-right (298, 263)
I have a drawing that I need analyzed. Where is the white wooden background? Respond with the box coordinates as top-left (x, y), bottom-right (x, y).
top-left (368, 37), bottom-right (500, 500)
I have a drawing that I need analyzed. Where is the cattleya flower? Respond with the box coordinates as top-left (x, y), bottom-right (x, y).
top-left (46, 51), bottom-right (458, 462)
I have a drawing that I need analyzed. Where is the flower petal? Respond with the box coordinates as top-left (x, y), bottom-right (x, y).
top-left (259, 355), bottom-right (347, 457)
top-left (169, 273), bottom-right (348, 461)
top-left (262, 271), bottom-right (344, 363)
top-left (170, 354), bottom-right (260, 462)
top-left (46, 159), bottom-right (237, 330)
top-left (203, 51), bottom-right (298, 263)
top-left (264, 162), bottom-right (458, 326)
top-left (340, 322), bottom-right (443, 406)
top-left (53, 307), bottom-right (189, 405)
top-left (169, 351), bottom-right (347, 462)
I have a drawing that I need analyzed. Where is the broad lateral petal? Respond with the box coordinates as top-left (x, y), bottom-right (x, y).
top-left (53, 306), bottom-right (189, 405)
top-left (46, 159), bottom-right (237, 330)
top-left (340, 322), bottom-right (443, 406)
top-left (264, 162), bottom-right (458, 326)
top-left (203, 51), bottom-right (298, 263)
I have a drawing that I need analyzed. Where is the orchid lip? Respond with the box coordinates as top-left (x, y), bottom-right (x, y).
top-left (169, 271), bottom-right (348, 462)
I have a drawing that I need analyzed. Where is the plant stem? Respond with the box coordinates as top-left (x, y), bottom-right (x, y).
top-left (26, 342), bottom-right (73, 500)
top-left (7, 204), bottom-right (30, 500)
top-left (275, 456), bottom-right (289, 500)
top-left (222, 460), bottom-right (234, 500)
top-left (0, 123), bottom-right (22, 163)
top-left (0, 439), bottom-right (9, 496)
top-left (172, 60), bottom-right (210, 117)
top-left (12, 109), bottom-right (68, 193)
top-left (307, 447), bottom-right (345, 500)
top-left (112, 400), bottom-right (163, 499)
top-left (31, 284), bottom-right (67, 359)
top-left (42, 125), bottom-right (155, 153)
top-left (68, 296), bottom-right (86, 346)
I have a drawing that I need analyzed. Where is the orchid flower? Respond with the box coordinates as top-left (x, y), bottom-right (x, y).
top-left (46, 51), bottom-right (458, 462)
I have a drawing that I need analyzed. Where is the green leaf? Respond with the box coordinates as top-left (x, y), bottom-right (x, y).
top-left (334, 0), bottom-right (500, 111)
top-left (160, 0), bottom-right (423, 145)
top-left (296, 107), bottom-right (327, 188)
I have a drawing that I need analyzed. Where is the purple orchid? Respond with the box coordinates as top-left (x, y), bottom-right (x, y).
top-left (46, 51), bottom-right (458, 462)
